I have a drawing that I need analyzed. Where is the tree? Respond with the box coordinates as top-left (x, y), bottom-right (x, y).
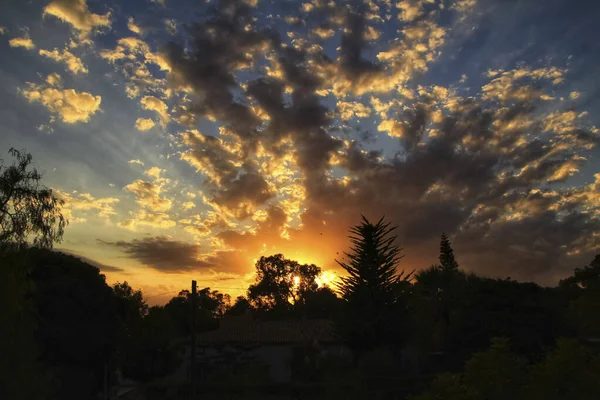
top-left (121, 305), bottom-right (180, 381)
top-left (413, 234), bottom-right (466, 359)
top-left (27, 249), bottom-right (119, 400)
top-left (559, 254), bottom-right (600, 338)
top-left (439, 233), bottom-right (459, 272)
top-left (113, 282), bottom-right (149, 380)
top-left (526, 338), bottom-right (600, 400)
top-left (164, 287), bottom-right (230, 335)
top-left (247, 254), bottom-right (321, 317)
top-left (0, 149), bottom-right (66, 399)
top-left (336, 216), bottom-right (413, 351)
top-left (0, 148), bottom-right (66, 250)
top-left (412, 338), bottom-right (527, 400)
top-left (225, 296), bottom-right (254, 316)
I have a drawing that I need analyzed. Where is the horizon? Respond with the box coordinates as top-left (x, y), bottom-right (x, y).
top-left (1, 0), bottom-right (599, 305)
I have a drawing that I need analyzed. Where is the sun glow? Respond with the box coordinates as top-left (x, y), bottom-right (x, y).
top-left (316, 270), bottom-right (337, 288)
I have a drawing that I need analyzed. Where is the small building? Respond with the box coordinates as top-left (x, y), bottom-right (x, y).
top-left (166, 312), bottom-right (347, 384)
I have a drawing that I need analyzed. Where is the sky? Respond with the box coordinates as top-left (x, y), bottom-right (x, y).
top-left (1, 0), bottom-right (599, 304)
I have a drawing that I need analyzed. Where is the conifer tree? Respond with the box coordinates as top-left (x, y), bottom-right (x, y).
top-left (336, 216), bottom-right (412, 351)
top-left (439, 233), bottom-right (459, 272)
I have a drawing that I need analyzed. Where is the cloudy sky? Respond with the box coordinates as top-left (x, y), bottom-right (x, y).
top-left (1, 0), bottom-right (599, 303)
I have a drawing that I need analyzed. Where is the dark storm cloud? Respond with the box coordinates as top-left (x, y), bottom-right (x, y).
top-left (98, 236), bottom-right (210, 273)
top-left (338, 9), bottom-right (383, 89)
top-left (164, 0), bottom-right (268, 145)
top-left (210, 162), bottom-right (276, 217)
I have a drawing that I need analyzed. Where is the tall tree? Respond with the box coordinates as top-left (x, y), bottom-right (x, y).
top-left (439, 233), bottom-right (459, 272)
top-left (0, 148), bottom-right (66, 250)
top-left (336, 216), bottom-right (413, 351)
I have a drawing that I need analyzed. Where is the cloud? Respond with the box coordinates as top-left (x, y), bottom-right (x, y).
top-left (95, 0), bottom-right (598, 283)
top-left (9, 36), bottom-right (35, 50)
top-left (39, 48), bottom-right (88, 74)
top-left (124, 179), bottom-right (172, 212)
top-left (135, 118), bottom-right (155, 131)
top-left (164, 19), bottom-right (177, 35)
top-left (140, 96), bottom-right (169, 125)
top-left (118, 210), bottom-right (176, 231)
top-left (99, 236), bottom-right (207, 273)
top-left (54, 189), bottom-right (119, 223)
top-left (99, 36), bottom-right (170, 98)
top-left (43, 0), bottom-right (111, 38)
top-left (20, 79), bottom-right (101, 123)
top-left (128, 159), bottom-right (145, 166)
top-left (127, 17), bottom-right (143, 35)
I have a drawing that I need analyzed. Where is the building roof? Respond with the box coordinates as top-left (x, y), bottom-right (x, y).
top-left (195, 319), bottom-right (337, 345)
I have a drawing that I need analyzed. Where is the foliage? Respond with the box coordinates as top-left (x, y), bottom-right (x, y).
top-left (526, 338), bottom-right (600, 400)
top-left (0, 148), bottom-right (66, 249)
top-left (248, 254), bottom-right (321, 316)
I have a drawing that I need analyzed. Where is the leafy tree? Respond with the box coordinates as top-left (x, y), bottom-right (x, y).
top-left (462, 338), bottom-right (527, 400)
top-left (164, 287), bottom-right (230, 335)
top-left (247, 254), bottom-right (321, 316)
top-left (112, 282), bottom-right (150, 380)
top-left (526, 338), bottom-right (600, 400)
top-left (121, 306), bottom-right (180, 381)
top-left (336, 216), bottom-right (413, 351)
top-left (225, 296), bottom-right (254, 316)
top-left (0, 149), bottom-right (66, 399)
top-left (0, 148), bottom-right (66, 250)
top-left (28, 248), bottom-right (119, 400)
top-left (412, 338), bottom-right (527, 400)
top-left (303, 286), bottom-right (343, 319)
top-left (559, 254), bottom-right (600, 338)
top-left (0, 250), bottom-right (50, 400)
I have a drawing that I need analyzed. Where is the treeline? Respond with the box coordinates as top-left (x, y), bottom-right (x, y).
top-left (2, 224), bottom-right (599, 399)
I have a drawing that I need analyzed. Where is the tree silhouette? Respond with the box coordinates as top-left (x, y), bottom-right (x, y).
top-left (439, 233), bottom-right (459, 272)
top-left (0, 149), bottom-right (67, 400)
top-left (0, 148), bottom-right (66, 250)
top-left (248, 254), bottom-right (321, 317)
top-left (336, 216), bottom-right (413, 352)
top-left (225, 296), bottom-right (254, 316)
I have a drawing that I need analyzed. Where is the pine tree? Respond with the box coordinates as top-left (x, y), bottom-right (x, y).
top-left (336, 216), bottom-right (412, 351)
top-left (439, 233), bottom-right (459, 272)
